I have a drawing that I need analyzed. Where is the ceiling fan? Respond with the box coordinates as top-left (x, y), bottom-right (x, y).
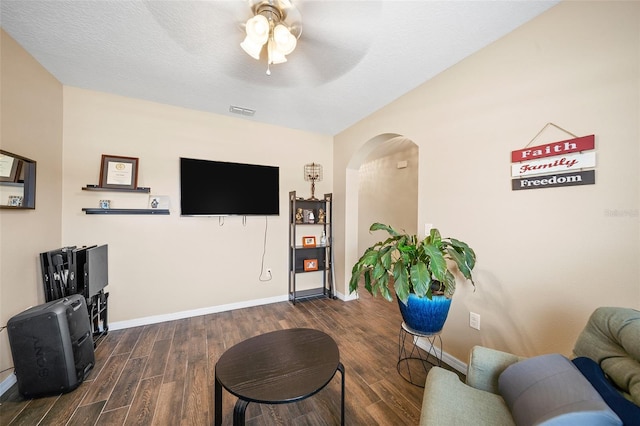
top-left (143, 0), bottom-right (383, 87)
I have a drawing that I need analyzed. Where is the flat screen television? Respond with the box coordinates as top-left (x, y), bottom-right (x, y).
top-left (180, 157), bottom-right (279, 216)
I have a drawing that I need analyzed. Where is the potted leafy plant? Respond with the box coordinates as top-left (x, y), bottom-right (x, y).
top-left (349, 223), bottom-right (477, 333)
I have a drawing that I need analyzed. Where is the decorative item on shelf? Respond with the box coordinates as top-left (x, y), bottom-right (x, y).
top-left (8, 195), bottom-right (23, 206)
top-left (295, 207), bottom-right (303, 223)
top-left (148, 195), bottom-right (169, 209)
top-left (303, 209), bottom-right (315, 223)
top-left (240, 0), bottom-right (302, 76)
top-left (99, 155), bottom-right (139, 190)
top-left (317, 208), bottom-right (325, 224)
top-left (302, 236), bottom-right (316, 248)
top-left (320, 230), bottom-right (326, 245)
top-left (303, 259), bottom-right (318, 272)
top-left (99, 199), bottom-right (111, 209)
top-left (304, 162), bottom-right (322, 200)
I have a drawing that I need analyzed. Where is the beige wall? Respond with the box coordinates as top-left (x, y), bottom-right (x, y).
top-left (61, 87), bottom-right (333, 323)
top-left (0, 30), bottom-right (63, 384)
top-left (358, 144), bottom-right (418, 251)
top-left (334, 1), bottom-right (640, 361)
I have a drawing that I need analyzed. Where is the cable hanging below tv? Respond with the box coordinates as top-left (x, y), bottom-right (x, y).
top-left (179, 157), bottom-right (280, 216)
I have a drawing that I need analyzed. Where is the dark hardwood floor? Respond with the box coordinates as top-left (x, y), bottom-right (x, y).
top-left (0, 291), bottom-right (463, 425)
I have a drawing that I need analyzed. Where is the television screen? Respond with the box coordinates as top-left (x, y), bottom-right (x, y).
top-left (180, 157), bottom-right (279, 216)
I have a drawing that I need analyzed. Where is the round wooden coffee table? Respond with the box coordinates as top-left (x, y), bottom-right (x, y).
top-left (214, 328), bottom-right (345, 425)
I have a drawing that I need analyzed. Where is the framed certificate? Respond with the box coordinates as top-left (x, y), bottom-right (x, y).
top-left (0, 153), bottom-right (20, 182)
top-left (99, 155), bottom-right (139, 190)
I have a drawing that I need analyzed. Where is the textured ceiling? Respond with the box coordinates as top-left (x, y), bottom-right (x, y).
top-left (0, 0), bottom-right (559, 136)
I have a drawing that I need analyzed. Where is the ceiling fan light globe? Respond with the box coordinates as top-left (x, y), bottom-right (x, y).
top-left (267, 39), bottom-right (287, 64)
top-left (241, 36), bottom-right (263, 60)
top-left (273, 24), bottom-right (296, 55)
top-left (245, 14), bottom-right (269, 44)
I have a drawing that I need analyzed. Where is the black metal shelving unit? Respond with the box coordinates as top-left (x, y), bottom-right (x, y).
top-left (288, 191), bottom-right (334, 304)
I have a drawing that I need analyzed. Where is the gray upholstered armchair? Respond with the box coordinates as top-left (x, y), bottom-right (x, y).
top-left (419, 307), bottom-right (640, 425)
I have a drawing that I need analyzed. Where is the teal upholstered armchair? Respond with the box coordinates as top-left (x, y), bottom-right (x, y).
top-left (419, 307), bottom-right (640, 425)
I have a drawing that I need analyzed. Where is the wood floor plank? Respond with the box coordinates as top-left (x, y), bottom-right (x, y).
top-left (151, 381), bottom-right (183, 426)
top-left (96, 406), bottom-right (129, 426)
top-left (2, 394), bottom-right (58, 426)
top-left (80, 353), bottom-right (129, 406)
top-left (104, 356), bottom-right (147, 411)
top-left (180, 358), bottom-right (209, 426)
top-left (39, 382), bottom-right (91, 425)
top-left (113, 327), bottom-right (144, 356)
top-left (187, 327), bottom-right (206, 362)
top-left (0, 387), bottom-right (29, 425)
top-left (155, 320), bottom-right (176, 341)
top-left (163, 346), bottom-right (187, 385)
top-left (66, 400), bottom-right (106, 426)
top-left (369, 378), bottom-right (422, 425)
top-left (130, 324), bottom-right (160, 358)
top-left (142, 338), bottom-right (171, 379)
top-left (124, 376), bottom-right (162, 426)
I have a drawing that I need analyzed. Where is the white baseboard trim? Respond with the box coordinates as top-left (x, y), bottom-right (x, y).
top-left (334, 290), bottom-right (358, 301)
top-left (109, 294), bottom-right (289, 331)
top-left (415, 336), bottom-right (468, 375)
top-left (0, 374), bottom-right (17, 397)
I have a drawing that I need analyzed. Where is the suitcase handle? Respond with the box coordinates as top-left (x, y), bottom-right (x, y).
top-left (77, 331), bottom-right (90, 346)
top-left (69, 298), bottom-right (83, 311)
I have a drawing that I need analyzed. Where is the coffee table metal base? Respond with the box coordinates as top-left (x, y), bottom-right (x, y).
top-left (214, 328), bottom-right (345, 426)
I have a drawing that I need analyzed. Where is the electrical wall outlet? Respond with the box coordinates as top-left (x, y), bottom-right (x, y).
top-left (425, 223), bottom-right (433, 235)
top-left (470, 312), bottom-right (481, 330)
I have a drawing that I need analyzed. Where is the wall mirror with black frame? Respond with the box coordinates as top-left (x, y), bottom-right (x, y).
top-left (0, 150), bottom-right (36, 209)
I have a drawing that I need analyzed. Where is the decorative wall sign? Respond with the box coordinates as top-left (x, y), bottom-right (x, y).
top-left (511, 151), bottom-right (596, 177)
top-left (512, 170), bottom-right (595, 191)
top-left (511, 135), bottom-right (595, 162)
top-left (511, 125), bottom-right (596, 191)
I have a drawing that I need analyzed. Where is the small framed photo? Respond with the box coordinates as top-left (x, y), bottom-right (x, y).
top-left (99, 155), bottom-right (139, 190)
top-left (303, 259), bottom-right (319, 271)
top-left (302, 236), bottom-right (316, 248)
top-left (302, 209), bottom-right (315, 223)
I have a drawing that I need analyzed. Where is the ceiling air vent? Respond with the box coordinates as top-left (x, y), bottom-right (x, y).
top-left (229, 105), bottom-right (255, 116)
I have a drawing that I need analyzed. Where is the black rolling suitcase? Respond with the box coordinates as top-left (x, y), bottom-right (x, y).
top-left (7, 294), bottom-right (95, 398)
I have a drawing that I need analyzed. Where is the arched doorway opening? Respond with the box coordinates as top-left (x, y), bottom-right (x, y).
top-left (342, 133), bottom-right (419, 299)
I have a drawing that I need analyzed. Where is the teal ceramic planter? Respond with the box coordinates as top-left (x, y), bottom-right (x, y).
top-left (397, 293), bottom-right (452, 334)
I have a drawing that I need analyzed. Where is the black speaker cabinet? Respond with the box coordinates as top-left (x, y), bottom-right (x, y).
top-left (7, 294), bottom-right (95, 398)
